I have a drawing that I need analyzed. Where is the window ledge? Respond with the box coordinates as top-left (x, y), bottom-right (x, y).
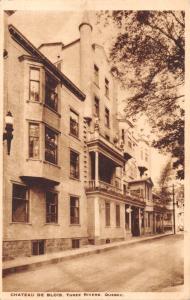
top-left (44, 223), bottom-right (60, 226)
top-left (43, 104), bottom-right (61, 118)
top-left (105, 226), bottom-right (111, 228)
top-left (69, 133), bottom-right (81, 141)
top-left (69, 224), bottom-right (81, 227)
top-left (26, 158), bottom-right (42, 162)
top-left (10, 222), bottom-right (32, 225)
top-left (43, 160), bottom-right (61, 169)
top-left (26, 100), bottom-right (43, 105)
top-left (69, 177), bottom-right (81, 182)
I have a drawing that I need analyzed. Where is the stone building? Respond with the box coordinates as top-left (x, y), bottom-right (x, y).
top-left (3, 12), bottom-right (88, 260)
top-left (3, 11), bottom-right (165, 260)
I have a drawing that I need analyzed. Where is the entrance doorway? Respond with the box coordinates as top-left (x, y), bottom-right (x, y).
top-left (131, 207), bottom-right (140, 236)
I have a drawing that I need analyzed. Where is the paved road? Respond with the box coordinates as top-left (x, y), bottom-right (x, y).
top-left (3, 234), bottom-right (184, 292)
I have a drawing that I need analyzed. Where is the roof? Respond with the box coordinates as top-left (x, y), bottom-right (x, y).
top-left (128, 177), bottom-right (154, 187)
top-left (38, 42), bottom-right (64, 50)
top-left (8, 24), bottom-right (85, 102)
top-left (92, 43), bottom-right (109, 63)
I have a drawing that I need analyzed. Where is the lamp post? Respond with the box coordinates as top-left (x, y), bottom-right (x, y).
top-left (3, 111), bottom-right (14, 155)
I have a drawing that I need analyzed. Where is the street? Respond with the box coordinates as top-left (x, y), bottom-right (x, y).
top-left (3, 234), bottom-right (183, 292)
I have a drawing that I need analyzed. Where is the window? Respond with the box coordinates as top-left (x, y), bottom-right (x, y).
top-left (105, 134), bottom-right (110, 141)
top-left (123, 184), bottom-right (127, 194)
top-left (29, 123), bottom-right (40, 159)
top-left (70, 150), bottom-right (80, 179)
top-left (121, 129), bottom-right (125, 143)
top-left (45, 127), bottom-right (58, 164)
top-left (94, 64), bottom-right (99, 86)
top-left (45, 72), bottom-right (58, 111)
top-left (94, 97), bottom-right (100, 117)
top-left (145, 151), bottom-right (148, 162)
top-left (72, 239), bottom-right (80, 249)
top-left (32, 240), bottom-right (45, 255)
top-left (128, 139), bottom-right (132, 148)
top-left (46, 191), bottom-right (58, 223)
top-left (105, 78), bottom-right (109, 97)
top-left (70, 196), bottom-right (80, 224)
top-left (116, 205), bottom-right (120, 227)
top-left (105, 108), bottom-right (110, 128)
top-left (125, 205), bottom-right (130, 229)
top-left (70, 110), bottom-right (79, 137)
top-left (29, 68), bottom-right (40, 102)
top-left (105, 202), bottom-right (110, 226)
top-left (12, 184), bottom-right (29, 223)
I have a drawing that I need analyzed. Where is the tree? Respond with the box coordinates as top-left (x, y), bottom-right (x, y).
top-left (157, 159), bottom-right (174, 203)
top-left (98, 11), bottom-right (184, 179)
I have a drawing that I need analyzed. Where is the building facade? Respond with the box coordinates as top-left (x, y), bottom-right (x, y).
top-left (3, 12), bottom-right (167, 261)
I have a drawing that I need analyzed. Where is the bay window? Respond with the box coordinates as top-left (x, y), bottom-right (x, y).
top-left (29, 68), bottom-right (40, 102)
top-left (45, 72), bottom-right (58, 111)
top-left (45, 127), bottom-right (58, 164)
top-left (29, 123), bottom-right (40, 159)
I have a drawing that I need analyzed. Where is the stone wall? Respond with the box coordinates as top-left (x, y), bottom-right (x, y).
top-left (3, 237), bottom-right (89, 261)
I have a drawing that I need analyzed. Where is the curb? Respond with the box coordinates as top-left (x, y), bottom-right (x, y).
top-left (3, 233), bottom-right (173, 277)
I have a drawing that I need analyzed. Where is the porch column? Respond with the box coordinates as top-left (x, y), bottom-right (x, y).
top-left (139, 208), bottom-right (141, 235)
top-left (162, 213), bottom-right (164, 232)
top-left (95, 151), bottom-right (99, 187)
top-left (129, 205), bottom-right (132, 230)
top-left (121, 167), bottom-right (124, 193)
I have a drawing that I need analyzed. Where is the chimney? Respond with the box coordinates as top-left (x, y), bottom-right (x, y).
top-left (79, 11), bottom-right (93, 121)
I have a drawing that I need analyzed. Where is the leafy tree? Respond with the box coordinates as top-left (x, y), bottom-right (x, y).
top-left (98, 11), bottom-right (184, 179)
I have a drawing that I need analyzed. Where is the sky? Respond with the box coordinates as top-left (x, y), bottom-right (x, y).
top-left (7, 10), bottom-right (168, 185)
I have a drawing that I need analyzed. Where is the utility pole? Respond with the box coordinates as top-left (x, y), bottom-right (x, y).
top-left (172, 184), bottom-right (176, 235)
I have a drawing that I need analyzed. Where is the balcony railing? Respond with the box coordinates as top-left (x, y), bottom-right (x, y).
top-left (86, 180), bottom-right (123, 195)
top-left (85, 180), bottom-right (145, 203)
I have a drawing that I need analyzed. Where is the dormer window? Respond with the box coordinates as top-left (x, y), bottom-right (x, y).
top-left (45, 72), bottom-right (58, 111)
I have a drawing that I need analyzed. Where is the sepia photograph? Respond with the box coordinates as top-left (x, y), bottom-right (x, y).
top-left (1, 2), bottom-right (187, 299)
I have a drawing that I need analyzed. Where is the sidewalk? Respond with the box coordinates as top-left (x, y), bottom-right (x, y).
top-left (3, 233), bottom-right (173, 277)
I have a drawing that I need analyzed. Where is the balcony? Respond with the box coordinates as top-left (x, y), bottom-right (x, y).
top-left (85, 180), bottom-right (145, 206)
top-left (87, 130), bottom-right (125, 167)
top-left (85, 180), bottom-right (123, 196)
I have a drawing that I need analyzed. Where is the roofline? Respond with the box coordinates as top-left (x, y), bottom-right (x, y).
top-left (92, 43), bottom-right (109, 63)
top-left (128, 177), bottom-right (154, 186)
top-left (62, 38), bottom-right (80, 50)
top-left (38, 42), bottom-right (64, 50)
top-left (8, 25), bottom-right (85, 101)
